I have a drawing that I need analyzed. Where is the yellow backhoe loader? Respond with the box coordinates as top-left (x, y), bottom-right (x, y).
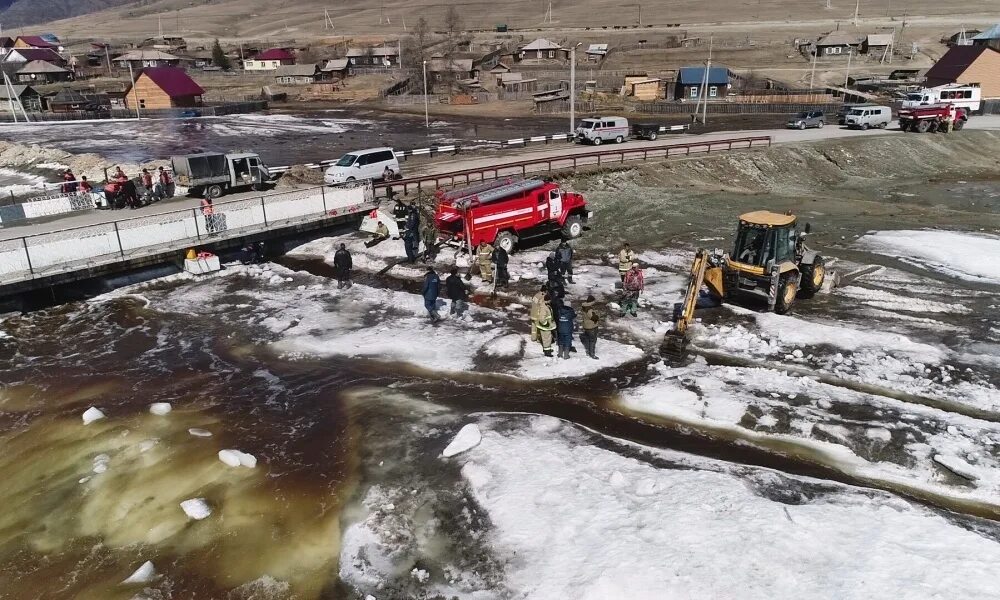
top-left (663, 211), bottom-right (826, 357)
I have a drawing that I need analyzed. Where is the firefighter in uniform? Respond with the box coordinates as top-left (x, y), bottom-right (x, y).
top-left (477, 241), bottom-right (494, 282)
top-left (618, 243), bottom-right (636, 282)
top-left (529, 285), bottom-right (547, 342)
top-left (536, 295), bottom-right (556, 357)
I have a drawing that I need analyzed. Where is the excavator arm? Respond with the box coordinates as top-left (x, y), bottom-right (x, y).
top-left (662, 249), bottom-right (725, 358)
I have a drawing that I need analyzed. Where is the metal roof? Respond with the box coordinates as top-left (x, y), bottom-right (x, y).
top-left (428, 58), bottom-right (474, 72)
top-left (586, 43), bottom-right (609, 54)
top-left (50, 87), bottom-right (88, 104)
top-left (0, 84), bottom-right (35, 99)
top-left (865, 34), bottom-right (894, 46)
top-left (816, 32), bottom-right (860, 46)
top-left (739, 211), bottom-right (796, 227)
top-left (16, 60), bottom-right (69, 74)
top-left (273, 64), bottom-right (318, 77)
top-left (133, 66), bottom-right (205, 97)
top-left (253, 48), bottom-right (295, 61)
top-left (925, 45), bottom-right (994, 81)
top-left (321, 58), bottom-right (349, 71)
top-left (521, 38), bottom-right (563, 51)
top-left (114, 50), bottom-right (181, 61)
top-left (346, 47), bottom-right (399, 57)
top-left (678, 66), bottom-right (729, 85)
top-left (972, 24), bottom-right (1000, 40)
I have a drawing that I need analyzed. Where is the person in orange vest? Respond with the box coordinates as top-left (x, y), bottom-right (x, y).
top-left (157, 166), bottom-right (174, 198)
top-left (78, 176), bottom-right (93, 194)
top-left (61, 169), bottom-right (77, 194)
top-left (140, 168), bottom-right (153, 191)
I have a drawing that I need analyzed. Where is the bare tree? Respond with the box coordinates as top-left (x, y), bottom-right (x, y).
top-left (414, 16), bottom-right (430, 51)
top-left (444, 6), bottom-right (462, 36)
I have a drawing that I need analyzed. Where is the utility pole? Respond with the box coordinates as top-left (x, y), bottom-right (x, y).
top-left (637, 4), bottom-right (642, 26)
top-left (696, 36), bottom-right (713, 125)
top-left (809, 45), bottom-right (818, 89)
top-left (158, 15), bottom-right (163, 38)
top-left (569, 44), bottom-right (578, 134)
top-left (3, 72), bottom-right (19, 123)
top-left (324, 9), bottom-right (335, 31)
top-left (105, 44), bottom-right (112, 77)
top-left (422, 60), bottom-right (429, 130)
top-left (127, 62), bottom-right (141, 120)
top-left (853, 0), bottom-right (860, 26)
top-left (844, 48), bottom-right (853, 88)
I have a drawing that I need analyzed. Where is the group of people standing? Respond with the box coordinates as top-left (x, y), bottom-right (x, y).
top-left (93, 166), bottom-right (175, 210)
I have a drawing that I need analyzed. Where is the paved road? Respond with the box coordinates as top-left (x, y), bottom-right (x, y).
top-left (3, 116), bottom-right (1000, 242)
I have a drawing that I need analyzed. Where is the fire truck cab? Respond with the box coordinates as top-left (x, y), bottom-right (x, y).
top-left (434, 178), bottom-right (591, 253)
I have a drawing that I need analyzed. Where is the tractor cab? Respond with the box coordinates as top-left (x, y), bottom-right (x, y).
top-left (731, 211), bottom-right (798, 269)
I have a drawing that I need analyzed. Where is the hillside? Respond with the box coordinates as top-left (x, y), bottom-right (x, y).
top-left (25, 0), bottom-right (1000, 41)
top-left (0, 0), bottom-right (134, 27)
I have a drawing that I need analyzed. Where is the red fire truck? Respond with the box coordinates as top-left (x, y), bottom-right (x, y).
top-left (434, 178), bottom-right (592, 253)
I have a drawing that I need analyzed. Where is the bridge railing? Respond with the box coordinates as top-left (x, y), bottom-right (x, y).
top-left (373, 135), bottom-right (772, 198)
top-left (0, 181), bottom-right (375, 286)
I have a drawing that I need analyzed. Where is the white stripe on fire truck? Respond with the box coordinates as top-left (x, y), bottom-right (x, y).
top-left (472, 207), bottom-right (536, 224)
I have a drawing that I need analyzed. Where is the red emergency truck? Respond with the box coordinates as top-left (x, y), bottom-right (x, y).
top-left (434, 178), bottom-right (591, 253)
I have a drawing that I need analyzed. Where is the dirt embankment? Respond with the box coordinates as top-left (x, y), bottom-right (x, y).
top-left (0, 140), bottom-right (167, 182)
top-left (566, 131), bottom-right (1000, 251)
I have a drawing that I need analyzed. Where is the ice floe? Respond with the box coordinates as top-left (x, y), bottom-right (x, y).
top-left (441, 424), bottom-right (482, 458)
top-left (82, 406), bottom-right (105, 425)
top-left (179, 498), bottom-right (212, 520)
top-left (858, 230), bottom-right (1000, 284)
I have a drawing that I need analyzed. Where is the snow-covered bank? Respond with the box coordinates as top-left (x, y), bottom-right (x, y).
top-left (458, 417), bottom-right (1000, 599)
top-left (0, 167), bottom-right (47, 197)
top-left (618, 358), bottom-right (1000, 507)
top-left (0, 140), bottom-right (166, 190)
top-left (858, 230), bottom-right (1000, 285)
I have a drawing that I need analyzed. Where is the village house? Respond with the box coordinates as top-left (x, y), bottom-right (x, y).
top-left (862, 34), bottom-right (894, 56)
top-left (274, 64), bottom-right (319, 85)
top-left (674, 66), bottom-right (733, 100)
top-left (13, 36), bottom-right (60, 50)
top-left (47, 87), bottom-right (88, 113)
top-left (124, 66), bottom-right (204, 110)
top-left (319, 58), bottom-right (350, 81)
top-left (814, 32), bottom-right (859, 56)
top-left (243, 48), bottom-right (295, 71)
top-left (16, 60), bottom-right (72, 84)
top-left (2, 47), bottom-right (66, 66)
top-left (0, 84), bottom-right (42, 112)
top-left (114, 50), bottom-right (182, 70)
top-left (0, 37), bottom-right (13, 50)
top-left (924, 45), bottom-right (1000, 98)
top-left (623, 76), bottom-right (662, 101)
top-left (519, 38), bottom-right (569, 63)
top-left (973, 24), bottom-right (1000, 51)
top-left (427, 58), bottom-right (478, 82)
top-left (585, 43), bottom-right (609, 62)
top-left (346, 47), bottom-right (400, 67)
top-left (489, 63), bottom-right (511, 85)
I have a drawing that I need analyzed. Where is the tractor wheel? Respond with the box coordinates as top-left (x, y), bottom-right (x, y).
top-left (495, 231), bottom-right (518, 253)
top-left (774, 275), bottom-right (798, 315)
top-left (798, 257), bottom-right (826, 298)
top-left (916, 119), bottom-right (931, 133)
top-left (206, 184), bottom-right (223, 199)
top-left (954, 118), bottom-right (966, 131)
top-left (593, 137), bottom-right (602, 146)
top-left (615, 135), bottom-right (624, 144)
top-left (562, 215), bottom-right (583, 239)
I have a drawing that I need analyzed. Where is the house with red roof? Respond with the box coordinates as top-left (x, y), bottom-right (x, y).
top-left (124, 67), bottom-right (204, 110)
top-left (924, 45), bottom-right (1000, 99)
top-left (243, 48), bottom-right (296, 71)
top-left (13, 36), bottom-right (59, 50)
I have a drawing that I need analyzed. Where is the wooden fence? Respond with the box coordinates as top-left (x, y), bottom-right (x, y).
top-left (633, 101), bottom-right (843, 115)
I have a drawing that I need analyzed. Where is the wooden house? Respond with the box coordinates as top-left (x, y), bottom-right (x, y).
top-left (519, 39), bottom-right (569, 64)
top-left (114, 50), bottom-right (182, 69)
top-left (124, 67), bottom-right (204, 110)
top-left (16, 60), bottom-right (72, 84)
top-left (244, 48), bottom-right (295, 71)
top-left (924, 45), bottom-right (1000, 98)
top-left (274, 64), bottom-right (319, 85)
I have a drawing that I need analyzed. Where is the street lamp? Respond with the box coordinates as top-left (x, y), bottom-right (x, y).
top-left (422, 59), bottom-right (429, 130)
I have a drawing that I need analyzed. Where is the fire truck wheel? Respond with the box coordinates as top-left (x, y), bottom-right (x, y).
top-left (954, 118), bottom-right (966, 130)
top-left (916, 120), bottom-right (931, 133)
top-left (495, 231), bottom-right (517, 253)
top-left (562, 216), bottom-right (584, 239)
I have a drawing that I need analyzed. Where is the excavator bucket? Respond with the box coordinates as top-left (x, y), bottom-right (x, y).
top-left (661, 329), bottom-right (688, 360)
top-left (359, 208), bottom-right (400, 239)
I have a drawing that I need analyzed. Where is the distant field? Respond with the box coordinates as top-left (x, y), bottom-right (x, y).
top-left (29, 0), bottom-right (1000, 41)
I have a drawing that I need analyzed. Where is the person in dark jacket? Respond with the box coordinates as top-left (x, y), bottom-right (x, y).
top-left (556, 303), bottom-right (577, 359)
top-left (333, 243), bottom-right (353, 289)
top-left (580, 295), bottom-right (601, 359)
top-left (422, 267), bottom-right (441, 322)
top-left (556, 241), bottom-right (574, 283)
top-left (403, 226), bottom-right (419, 263)
top-left (405, 202), bottom-right (420, 232)
top-left (445, 267), bottom-right (469, 317)
top-left (491, 245), bottom-right (510, 289)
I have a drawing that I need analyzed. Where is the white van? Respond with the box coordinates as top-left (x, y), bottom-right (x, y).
top-left (324, 147), bottom-right (400, 185)
top-left (844, 105), bottom-right (892, 130)
top-left (575, 116), bottom-right (629, 145)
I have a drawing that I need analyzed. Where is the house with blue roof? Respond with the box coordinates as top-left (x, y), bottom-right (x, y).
top-left (674, 66), bottom-right (732, 101)
top-left (972, 24), bottom-right (1000, 51)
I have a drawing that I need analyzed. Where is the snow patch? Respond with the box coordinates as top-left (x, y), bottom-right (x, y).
top-left (858, 230), bottom-right (1000, 284)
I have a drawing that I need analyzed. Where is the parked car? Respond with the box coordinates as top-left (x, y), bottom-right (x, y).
top-left (844, 105), bottom-right (892, 129)
top-left (324, 147), bottom-right (400, 185)
top-left (786, 111), bottom-right (825, 130)
top-left (575, 116), bottom-right (629, 145)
